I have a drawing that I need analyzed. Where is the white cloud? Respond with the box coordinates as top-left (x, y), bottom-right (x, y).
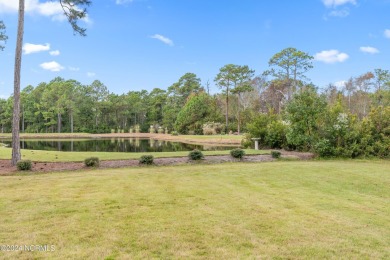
top-left (87, 72), bottom-right (96, 77)
top-left (0, 0), bottom-right (63, 17)
top-left (49, 50), bottom-right (60, 56)
top-left (359, 46), bottom-right (379, 54)
top-left (69, 67), bottom-right (80, 71)
top-left (314, 50), bottom-right (349, 63)
top-left (40, 61), bottom-right (64, 72)
top-left (384, 29), bottom-right (390, 39)
top-left (150, 34), bottom-right (174, 46)
top-left (0, 94), bottom-right (10, 99)
top-left (116, 0), bottom-right (133, 5)
top-left (23, 43), bottom-right (50, 54)
top-left (0, 0), bottom-right (90, 23)
top-left (322, 0), bottom-right (357, 8)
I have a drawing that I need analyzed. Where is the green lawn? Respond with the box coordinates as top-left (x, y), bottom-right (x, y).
top-left (0, 146), bottom-right (267, 162)
top-left (0, 161), bottom-right (389, 259)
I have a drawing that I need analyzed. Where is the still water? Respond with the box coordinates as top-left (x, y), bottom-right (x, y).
top-left (0, 138), bottom-right (236, 152)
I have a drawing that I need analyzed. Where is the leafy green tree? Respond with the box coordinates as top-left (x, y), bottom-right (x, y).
top-left (88, 80), bottom-right (109, 128)
top-left (174, 92), bottom-right (217, 134)
top-left (373, 69), bottom-right (390, 106)
top-left (164, 73), bottom-right (203, 130)
top-left (215, 64), bottom-right (236, 132)
top-left (167, 73), bottom-right (203, 105)
top-left (264, 47), bottom-right (313, 101)
top-left (147, 88), bottom-right (167, 126)
top-left (285, 86), bottom-right (327, 151)
top-left (230, 66), bottom-right (254, 134)
top-left (20, 85), bottom-right (36, 132)
top-left (215, 64), bottom-right (254, 133)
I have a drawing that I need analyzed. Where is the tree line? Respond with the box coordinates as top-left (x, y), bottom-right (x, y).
top-left (1, 6), bottom-right (389, 159)
top-left (0, 51), bottom-right (389, 158)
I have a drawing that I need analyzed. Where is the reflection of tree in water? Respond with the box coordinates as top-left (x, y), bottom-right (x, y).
top-left (2, 138), bottom-right (235, 152)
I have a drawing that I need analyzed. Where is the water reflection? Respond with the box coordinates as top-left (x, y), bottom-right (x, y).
top-left (0, 138), bottom-right (236, 153)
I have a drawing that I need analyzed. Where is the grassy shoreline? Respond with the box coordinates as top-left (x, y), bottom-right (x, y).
top-left (0, 133), bottom-right (243, 145)
top-left (0, 146), bottom-right (267, 162)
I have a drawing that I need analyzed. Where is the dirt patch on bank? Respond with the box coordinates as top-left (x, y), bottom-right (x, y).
top-left (0, 151), bottom-right (314, 175)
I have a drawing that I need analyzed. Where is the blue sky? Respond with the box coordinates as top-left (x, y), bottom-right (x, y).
top-left (0, 0), bottom-right (389, 98)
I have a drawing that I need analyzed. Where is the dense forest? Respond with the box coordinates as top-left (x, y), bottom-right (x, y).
top-left (1, 48), bottom-right (389, 157)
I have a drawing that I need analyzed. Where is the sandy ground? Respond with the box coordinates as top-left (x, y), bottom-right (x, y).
top-left (0, 151), bottom-right (314, 175)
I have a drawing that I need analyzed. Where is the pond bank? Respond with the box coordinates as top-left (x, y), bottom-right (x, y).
top-left (0, 133), bottom-right (242, 145)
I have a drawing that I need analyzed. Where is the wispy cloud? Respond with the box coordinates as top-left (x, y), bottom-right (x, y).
top-left (322, 0), bottom-right (357, 19)
top-left (322, 0), bottom-right (357, 8)
top-left (23, 43), bottom-right (50, 54)
top-left (150, 34), bottom-right (174, 46)
top-left (384, 29), bottom-right (390, 39)
top-left (49, 50), bottom-right (60, 56)
top-left (328, 9), bottom-right (350, 17)
top-left (359, 46), bottom-right (379, 54)
top-left (87, 72), bottom-right (96, 77)
top-left (69, 67), bottom-right (80, 71)
top-left (116, 0), bottom-right (133, 5)
top-left (314, 50), bottom-right (349, 63)
top-left (40, 61), bottom-right (64, 72)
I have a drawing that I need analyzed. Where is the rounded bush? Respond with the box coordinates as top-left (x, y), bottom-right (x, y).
top-left (17, 160), bottom-right (32, 171)
top-left (314, 139), bottom-right (335, 157)
top-left (188, 149), bottom-right (204, 160)
top-left (230, 148), bottom-right (246, 159)
top-left (271, 151), bottom-right (281, 159)
top-left (171, 131), bottom-right (179, 136)
top-left (84, 157), bottom-right (100, 167)
top-left (139, 155), bottom-right (154, 165)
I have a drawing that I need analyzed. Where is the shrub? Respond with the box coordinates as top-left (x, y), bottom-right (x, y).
top-left (139, 155), bottom-right (154, 165)
top-left (271, 151), bottom-right (281, 159)
top-left (230, 148), bottom-right (245, 159)
top-left (241, 133), bottom-right (253, 148)
top-left (84, 157), bottom-right (100, 167)
top-left (266, 121), bottom-right (288, 148)
top-left (17, 160), bottom-right (32, 171)
top-left (171, 131), bottom-right (179, 136)
top-left (314, 139), bottom-right (335, 157)
top-left (188, 149), bottom-right (204, 160)
top-left (202, 122), bottom-right (224, 135)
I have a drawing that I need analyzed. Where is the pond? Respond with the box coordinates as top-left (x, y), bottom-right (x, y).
top-left (0, 138), bottom-right (237, 153)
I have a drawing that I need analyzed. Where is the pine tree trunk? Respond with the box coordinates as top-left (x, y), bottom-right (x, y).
top-left (57, 113), bottom-right (61, 133)
top-left (11, 0), bottom-right (25, 166)
top-left (70, 111), bottom-right (74, 133)
top-left (225, 87), bottom-right (229, 133)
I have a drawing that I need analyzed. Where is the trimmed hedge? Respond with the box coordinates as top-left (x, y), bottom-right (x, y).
top-left (230, 148), bottom-right (246, 159)
top-left (84, 157), bottom-right (100, 167)
top-left (271, 151), bottom-right (281, 159)
top-left (188, 149), bottom-right (204, 160)
top-left (17, 160), bottom-right (32, 171)
top-left (139, 155), bottom-right (154, 165)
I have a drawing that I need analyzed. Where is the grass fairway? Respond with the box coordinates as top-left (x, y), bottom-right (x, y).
top-left (0, 161), bottom-right (389, 259)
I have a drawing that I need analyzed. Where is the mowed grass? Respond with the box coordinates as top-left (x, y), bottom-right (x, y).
top-left (0, 146), bottom-right (267, 162)
top-left (0, 161), bottom-right (389, 259)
